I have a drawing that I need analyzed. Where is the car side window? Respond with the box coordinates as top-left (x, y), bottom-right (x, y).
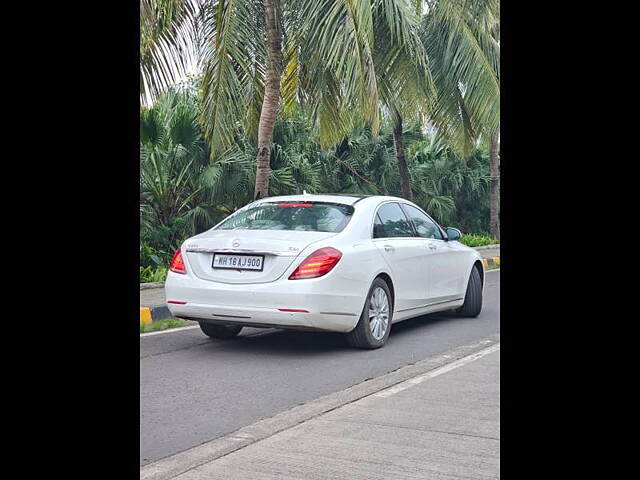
top-left (373, 214), bottom-right (386, 238)
top-left (401, 204), bottom-right (443, 240)
top-left (374, 203), bottom-right (414, 238)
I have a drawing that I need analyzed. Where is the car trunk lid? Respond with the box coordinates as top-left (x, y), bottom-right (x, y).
top-left (183, 230), bottom-right (336, 284)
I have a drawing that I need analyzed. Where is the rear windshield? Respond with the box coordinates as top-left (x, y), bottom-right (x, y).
top-left (215, 202), bottom-right (354, 233)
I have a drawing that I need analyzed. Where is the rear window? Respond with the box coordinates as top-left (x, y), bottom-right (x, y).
top-left (215, 202), bottom-right (354, 233)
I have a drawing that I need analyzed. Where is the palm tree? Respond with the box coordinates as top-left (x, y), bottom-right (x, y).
top-left (419, 0), bottom-right (499, 236)
top-left (488, 131), bottom-right (499, 237)
top-left (254, 0), bottom-right (282, 198)
top-left (360, 0), bottom-right (499, 203)
top-left (488, 12), bottom-right (500, 238)
top-left (140, 0), bottom-right (200, 106)
top-left (392, 111), bottom-right (414, 200)
top-left (374, 22), bottom-right (433, 201)
top-left (422, 0), bottom-right (499, 151)
top-left (141, 0), bottom-right (429, 199)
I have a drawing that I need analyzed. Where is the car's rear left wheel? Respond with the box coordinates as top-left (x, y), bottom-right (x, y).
top-left (345, 278), bottom-right (392, 349)
top-left (198, 322), bottom-right (243, 339)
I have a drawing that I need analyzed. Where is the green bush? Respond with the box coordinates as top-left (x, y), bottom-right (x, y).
top-left (459, 233), bottom-right (499, 247)
top-left (140, 219), bottom-right (189, 267)
top-left (140, 266), bottom-right (168, 283)
top-left (140, 244), bottom-right (164, 267)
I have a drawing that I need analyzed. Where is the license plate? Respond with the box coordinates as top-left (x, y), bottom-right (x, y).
top-left (212, 253), bottom-right (264, 271)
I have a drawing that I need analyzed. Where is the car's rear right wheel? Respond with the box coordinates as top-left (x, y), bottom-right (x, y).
top-left (345, 278), bottom-right (393, 349)
top-left (456, 266), bottom-right (483, 317)
top-left (198, 322), bottom-right (243, 339)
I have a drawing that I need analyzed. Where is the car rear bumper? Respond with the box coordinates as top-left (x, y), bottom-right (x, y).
top-left (165, 272), bottom-right (364, 332)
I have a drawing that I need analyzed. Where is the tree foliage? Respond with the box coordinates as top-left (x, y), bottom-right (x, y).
top-left (140, 87), bottom-right (492, 266)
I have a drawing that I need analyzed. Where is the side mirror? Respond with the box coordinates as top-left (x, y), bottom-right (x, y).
top-left (445, 227), bottom-right (462, 242)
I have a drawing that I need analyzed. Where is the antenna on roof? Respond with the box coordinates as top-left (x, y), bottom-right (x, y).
top-left (303, 190), bottom-right (308, 195)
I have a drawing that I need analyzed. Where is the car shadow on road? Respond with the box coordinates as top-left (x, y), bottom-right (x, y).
top-left (227, 329), bottom-right (349, 356)
top-left (200, 311), bottom-right (468, 356)
top-left (389, 311), bottom-right (465, 336)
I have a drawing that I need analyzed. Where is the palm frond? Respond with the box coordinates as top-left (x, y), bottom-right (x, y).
top-left (140, 0), bottom-right (201, 105)
top-left (199, 0), bottom-right (263, 155)
top-left (423, 0), bottom-right (500, 155)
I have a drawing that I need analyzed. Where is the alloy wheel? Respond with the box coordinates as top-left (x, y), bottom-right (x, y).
top-left (368, 287), bottom-right (390, 340)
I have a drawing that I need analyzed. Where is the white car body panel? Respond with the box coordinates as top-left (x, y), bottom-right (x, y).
top-left (373, 237), bottom-right (431, 312)
top-left (165, 194), bottom-right (483, 333)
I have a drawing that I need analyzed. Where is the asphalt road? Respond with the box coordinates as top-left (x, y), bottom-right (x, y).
top-left (140, 270), bottom-right (500, 466)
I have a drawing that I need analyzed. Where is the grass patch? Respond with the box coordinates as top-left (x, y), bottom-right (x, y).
top-left (486, 263), bottom-right (500, 270)
top-left (460, 233), bottom-right (499, 247)
top-left (140, 317), bottom-right (188, 334)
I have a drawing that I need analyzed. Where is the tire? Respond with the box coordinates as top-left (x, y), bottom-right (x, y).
top-left (345, 278), bottom-right (393, 349)
top-left (456, 266), bottom-right (483, 317)
top-left (198, 322), bottom-right (243, 339)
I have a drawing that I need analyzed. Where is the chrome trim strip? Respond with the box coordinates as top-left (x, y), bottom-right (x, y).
top-left (211, 313), bottom-right (252, 319)
top-left (186, 247), bottom-right (296, 257)
top-left (397, 297), bottom-right (464, 313)
top-left (319, 312), bottom-right (358, 316)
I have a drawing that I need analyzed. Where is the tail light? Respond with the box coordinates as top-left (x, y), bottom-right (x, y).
top-left (169, 248), bottom-right (187, 274)
top-left (289, 247), bottom-right (342, 280)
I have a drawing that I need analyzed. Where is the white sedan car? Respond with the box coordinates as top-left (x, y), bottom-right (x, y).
top-left (165, 194), bottom-right (484, 348)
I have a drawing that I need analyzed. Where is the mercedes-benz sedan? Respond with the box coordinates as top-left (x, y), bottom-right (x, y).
top-left (165, 194), bottom-right (484, 348)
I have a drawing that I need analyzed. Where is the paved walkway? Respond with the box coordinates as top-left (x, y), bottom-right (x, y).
top-left (477, 247), bottom-right (499, 259)
top-left (140, 287), bottom-right (166, 308)
top-left (163, 347), bottom-right (500, 479)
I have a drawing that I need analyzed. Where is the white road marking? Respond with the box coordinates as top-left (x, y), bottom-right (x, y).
top-left (486, 268), bottom-right (500, 273)
top-left (140, 325), bottom-right (199, 337)
top-left (373, 343), bottom-right (500, 398)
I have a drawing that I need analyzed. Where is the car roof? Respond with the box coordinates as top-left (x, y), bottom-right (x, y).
top-left (256, 194), bottom-right (403, 206)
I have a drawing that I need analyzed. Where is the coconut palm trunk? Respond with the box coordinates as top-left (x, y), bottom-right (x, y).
top-left (254, 0), bottom-right (283, 200)
top-left (393, 115), bottom-right (413, 201)
top-left (489, 131), bottom-right (500, 238)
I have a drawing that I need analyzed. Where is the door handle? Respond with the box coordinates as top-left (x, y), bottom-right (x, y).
top-left (384, 244), bottom-right (395, 252)
top-left (427, 243), bottom-right (437, 250)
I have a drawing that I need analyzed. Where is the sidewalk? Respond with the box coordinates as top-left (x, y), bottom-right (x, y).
top-left (140, 287), bottom-right (166, 309)
top-left (162, 346), bottom-right (500, 479)
top-left (476, 247), bottom-right (500, 259)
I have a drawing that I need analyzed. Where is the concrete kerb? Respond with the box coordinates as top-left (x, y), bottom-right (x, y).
top-left (482, 256), bottom-right (500, 268)
top-left (473, 244), bottom-right (500, 251)
top-left (140, 306), bottom-right (173, 327)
